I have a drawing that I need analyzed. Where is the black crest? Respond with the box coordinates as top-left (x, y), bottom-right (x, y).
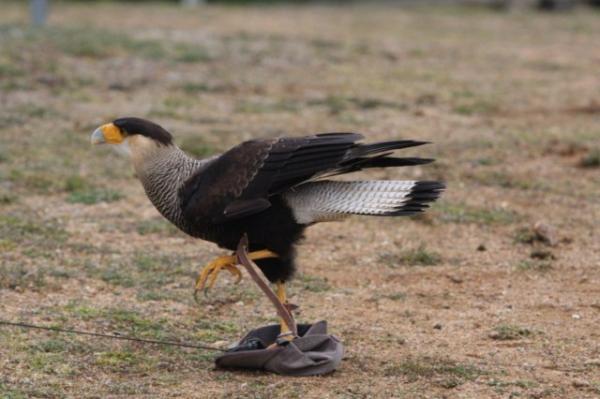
top-left (113, 117), bottom-right (173, 146)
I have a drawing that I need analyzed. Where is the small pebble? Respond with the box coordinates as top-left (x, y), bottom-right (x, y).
top-left (572, 314), bottom-right (581, 320)
top-left (433, 323), bottom-right (442, 330)
top-left (534, 221), bottom-right (559, 246)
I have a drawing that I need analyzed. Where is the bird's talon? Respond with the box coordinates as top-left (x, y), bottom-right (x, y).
top-left (194, 255), bottom-right (241, 298)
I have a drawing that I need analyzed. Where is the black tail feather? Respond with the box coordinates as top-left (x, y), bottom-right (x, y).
top-left (384, 181), bottom-right (445, 217)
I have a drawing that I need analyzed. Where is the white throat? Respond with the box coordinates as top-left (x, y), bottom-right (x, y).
top-left (112, 138), bottom-right (132, 158)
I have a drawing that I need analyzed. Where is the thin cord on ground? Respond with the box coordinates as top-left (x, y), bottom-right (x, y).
top-left (0, 320), bottom-right (226, 352)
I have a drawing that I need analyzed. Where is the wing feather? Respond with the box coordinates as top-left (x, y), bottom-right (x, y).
top-left (179, 133), bottom-right (430, 224)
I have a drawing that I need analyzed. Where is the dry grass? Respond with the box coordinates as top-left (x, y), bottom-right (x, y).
top-left (1, 2), bottom-right (599, 398)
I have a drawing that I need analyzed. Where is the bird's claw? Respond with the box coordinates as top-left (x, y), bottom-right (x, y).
top-left (194, 255), bottom-right (242, 302)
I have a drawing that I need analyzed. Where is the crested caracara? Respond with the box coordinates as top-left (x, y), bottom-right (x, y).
top-left (91, 117), bottom-right (444, 335)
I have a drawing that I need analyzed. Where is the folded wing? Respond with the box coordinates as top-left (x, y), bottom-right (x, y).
top-left (179, 133), bottom-right (432, 224)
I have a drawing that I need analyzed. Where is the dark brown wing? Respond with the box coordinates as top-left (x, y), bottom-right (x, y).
top-left (179, 133), bottom-right (430, 224)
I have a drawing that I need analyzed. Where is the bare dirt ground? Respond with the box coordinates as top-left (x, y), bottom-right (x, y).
top-left (1, 2), bottom-right (599, 398)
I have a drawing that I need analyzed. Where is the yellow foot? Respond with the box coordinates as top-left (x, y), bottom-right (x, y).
top-left (194, 250), bottom-right (278, 299)
top-left (194, 255), bottom-right (240, 295)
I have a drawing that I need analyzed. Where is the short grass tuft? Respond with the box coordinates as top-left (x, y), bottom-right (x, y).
top-left (579, 149), bottom-right (600, 168)
top-left (179, 137), bottom-right (219, 159)
top-left (296, 274), bottom-right (331, 292)
top-left (384, 356), bottom-right (485, 388)
top-left (136, 218), bottom-right (180, 236)
top-left (436, 203), bottom-right (519, 225)
top-left (401, 245), bottom-right (442, 266)
top-left (490, 324), bottom-right (532, 340)
top-left (517, 259), bottom-right (553, 272)
top-left (67, 188), bottom-right (123, 205)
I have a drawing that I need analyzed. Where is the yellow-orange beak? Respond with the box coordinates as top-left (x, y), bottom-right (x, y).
top-left (91, 123), bottom-right (124, 145)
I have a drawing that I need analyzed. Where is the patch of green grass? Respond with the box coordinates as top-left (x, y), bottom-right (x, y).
top-left (384, 356), bottom-right (485, 388)
top-left (400, 245), bottom-right (442, 266)
top-left (104, 308), bottom-right (169, 339)
top-left (472, 157), bottom-right (500, 166)
top-left (63, 175), bottom-right (88, 192)
top-left (0, 383), bottom-right (29, 399)
top-left (95, 350), bottom-right (156, 371)
top-left (489, 324), bottom-right (532, 340)
top-left (453, 100), bottom-right (499, 116)
top-left (468, 170), bottom-right (544, 191)
top-left (516, 259), bottom-right (553, 273)
top-left (383, 292), bottom-right (407, 301)
top-left (179, 137), bottom-right (219, 158)
top-left (31, 338), bottom-right (86, 355)
top-left (193, 320), bottom-right (239, 343)
top-left (67, 188), bottom-right (123, 204)
top-left (514, 227), bottom-right (537, 244)
top-left (0, 103), bottom-right (57, 128)
top-left (308, 95), bottom-right (347, 114)
top-left (48, 267), bottom-right (75, 279)
top-left (64, 302), bottom-right (102, 320)
top-left (307, 95), bottom-right (406, 115)
top-left (163, 96), bottom-right (196, 109)
top-left (136, 218), bottom-right (180, 236)
top-left (579, 149), bottom-right (600, 168)
top-left (0, 212), bottom-right (68, 249)
top-left (0, 148), bottom-right (9, 163)
top-left (0, 239), bottom-right (16, 251)
top-left (29, 352), bottom-right (72, 374)
top-left (436, 203), bottom-right (519, 225)
top-left (0, 262), bottom-right (46, 290)
top-left (2, 25), bottom-right (213, 66)
top-left (85, 251), bottom-right (188, 292)
top-left (296, 274), bottom-right (331, 293)
top-left (19, 104), bottom-right (55, 119)
top-left (8, 169), bottom-right (56, 193)
top-left (514, 226), bottom-right (557, 248)
top-left (195, 319), bottom-right (238, 333)
top-left (180, 81), bottom-right (230, 94)
top-left (173, 45), bottom-right (212, 63)
top-left (134, 253), bottom-right (164, 272)
top-left (136, 290), bottom-right (180, 302)
top-left (379, 245), bottom-right (442, 267)
top-left (134, 252), bottom-right (187, 275)
top-left (0, 61), bottom-right (24, 79)
top-left (0, 188), bottom-right (18, 204)
top-left (147, 107), bottom-right (182, 119)
top-left (43, 26), bottom-right (165, 59)
top-left (236, 99), bottom-right (300, 113)
top-left (98, 266), bottom-right (136, 288)
top-left (487, 379), bottom-right (539, 392)
top-left (451, 90), bottom-right (499, 116)
top-left (147, 95), bottom-right (200, 119)
top-left (310, 38), bottom-right (342, 50)
top-left (107, 381), bottom-right (150, 395)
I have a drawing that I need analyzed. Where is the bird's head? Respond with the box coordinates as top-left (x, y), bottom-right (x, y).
top-left (91, 117), bottom-right (173, 158)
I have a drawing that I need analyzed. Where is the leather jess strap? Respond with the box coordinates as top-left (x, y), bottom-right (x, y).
top-left (236, 235), bottom-right (298, 337)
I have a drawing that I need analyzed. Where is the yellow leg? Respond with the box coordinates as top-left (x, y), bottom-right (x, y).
top-left (277, 281), bottom-right (293, 339)
top-left (194, 250), bottom-right (278, 295)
